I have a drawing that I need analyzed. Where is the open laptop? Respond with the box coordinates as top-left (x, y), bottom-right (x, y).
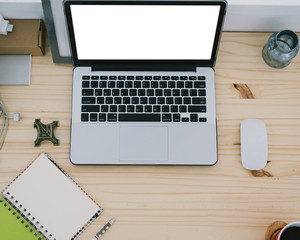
top-left (64, 0), bottom-right (227, 165)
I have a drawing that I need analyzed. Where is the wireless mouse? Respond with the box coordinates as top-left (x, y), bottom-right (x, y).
top-left (240, 119), bottom-right (268, 170)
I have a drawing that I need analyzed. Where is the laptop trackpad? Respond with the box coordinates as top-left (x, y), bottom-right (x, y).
top-left (119, 127), bottom-right (168, 162)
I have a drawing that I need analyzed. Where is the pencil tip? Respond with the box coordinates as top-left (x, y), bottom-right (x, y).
top-left (109, 217), bottom-right (116, 224)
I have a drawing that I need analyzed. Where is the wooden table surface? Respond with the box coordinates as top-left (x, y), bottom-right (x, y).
top-left (0, 32), bottom-right (300, 240)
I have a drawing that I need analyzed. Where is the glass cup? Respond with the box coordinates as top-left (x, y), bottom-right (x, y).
top-left (262, 29), bottom-right (299, 68)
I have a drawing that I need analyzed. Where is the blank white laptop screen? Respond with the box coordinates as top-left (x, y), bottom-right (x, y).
top-left (70, 5), bottom-right (220, 60)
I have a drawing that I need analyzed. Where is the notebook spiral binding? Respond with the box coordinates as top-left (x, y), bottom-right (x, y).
top-left (1, 152), bottom-right (103, 240)
top-left (0, 196), bottom-right (47, 240)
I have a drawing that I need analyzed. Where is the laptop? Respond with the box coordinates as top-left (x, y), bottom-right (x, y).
top-left (64, 0), bottom-right (227, 165)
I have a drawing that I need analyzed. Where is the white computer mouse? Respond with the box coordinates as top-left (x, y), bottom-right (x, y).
top-left (240, 119), bottom-right (268, 170)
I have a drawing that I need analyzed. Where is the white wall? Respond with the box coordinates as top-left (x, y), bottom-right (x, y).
top-left (1, 0), bottom-right (299, 59)
top-left (1, 0), bottom-right (300, 32)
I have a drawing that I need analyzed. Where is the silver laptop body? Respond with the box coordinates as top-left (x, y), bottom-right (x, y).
top-left (64, 0), bottom-right (227, 165)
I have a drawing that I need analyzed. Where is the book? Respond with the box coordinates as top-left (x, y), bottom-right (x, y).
top-left (0, 197), bottom-right (46, 240)
top-left (0, 153), bottom-right (103, 240)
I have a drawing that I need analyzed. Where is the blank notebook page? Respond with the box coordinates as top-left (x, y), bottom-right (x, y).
top-left (3, 153), bottom-right (101, 240)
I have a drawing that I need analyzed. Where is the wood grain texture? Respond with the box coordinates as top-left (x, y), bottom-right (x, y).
top-left (0, 32), bottom-right (300, 240)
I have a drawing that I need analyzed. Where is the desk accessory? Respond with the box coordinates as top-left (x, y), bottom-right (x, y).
top-left (240, 119), bottom-right (268, 170)
top-left (0, 99), bottom-right (21, 149)
top-left (262, 29), bottom-right (299, 68)
top-left (0, 19), bottom-right (46, 56)
top-left (34, 119), bottom-right (59, 146)
top-left (0, 55), bottom-right (31, 85)
top-left (0, 197), bottom-right (45, 240)
top-left (275, 222), bottom-right (300, 240)
top-left (0, 14), bottom-right (13, 35)
top-left (92, 218), bottom-right (116, 240)
top-left (265, 221), bottom-right (288, 240)
top-left (1, 152), bottom-right (103, 240)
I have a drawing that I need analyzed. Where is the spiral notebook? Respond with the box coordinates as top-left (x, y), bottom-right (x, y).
top-left (0, 153), bottom-right (103, 240)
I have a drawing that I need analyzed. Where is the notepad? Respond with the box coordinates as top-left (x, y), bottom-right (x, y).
top-left (1, 153), bottom-right (102, 240)
top-left (0, 197), bottom-right (45, 240)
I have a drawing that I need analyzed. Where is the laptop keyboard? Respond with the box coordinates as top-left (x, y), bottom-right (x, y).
top-left (80, 75), bottom-right (207, 122)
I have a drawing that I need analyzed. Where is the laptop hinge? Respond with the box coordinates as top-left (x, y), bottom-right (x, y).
top-left (91, 63), bottom-right (202, 72)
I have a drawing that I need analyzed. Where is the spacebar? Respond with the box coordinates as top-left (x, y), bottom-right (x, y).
top-left (119, 114), bottom-right (161, 122)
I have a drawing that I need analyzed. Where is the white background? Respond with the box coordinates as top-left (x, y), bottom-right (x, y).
top-left (71, 5), bottom-right (220, 60)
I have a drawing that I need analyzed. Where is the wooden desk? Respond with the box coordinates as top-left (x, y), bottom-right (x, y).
top-left (0, 32), bottom-right (300, 240)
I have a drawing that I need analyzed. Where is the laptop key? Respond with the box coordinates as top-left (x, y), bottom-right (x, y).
top-left (162, 114), bottom-right (172, 122)
top-left (145, 106), bottom-right (152, 112)
top-left (95, 89), bottom-right (102, 96)
top-left (99, 81), bottom-right (107, 88)
top-left (182, 117), bottom-right (189, 122)
top-left (99, 113), bottom-right (106, 121)
top-left (136, 105), bottom-right (143, 112)
top-left (112, 89), bottom-right (119, 96)
top-left (188, 106), bottom-right (206, 113)
top-left (100, 76), bottom-right (108, 80)
top-left (192, 97), bottom-right (206, 104)
top-left (82, 105), bottom-right (100, 112)
top-left (121, 89), bottom-right (128, 96)
top-left (184, 97), bottom-right (191, 104)
top-left (171, 105), bottom-right (178, 112)
top-left (108, 81), bottom-right (115, 88)
top-left (153, 105), bottom-right (161, 112)
top-left (117, 81), bottom-right (124, 88)
top-left (90, 113), bottom-right (98, 121)
top-left (82, 81), bottom-right (90, 88)
top-left (108, 113), bottom-right (117, 121)
top-left (97, 97), bottom-right (104, 104)
top-left (198, 89), bottom-right (206, 96)
top-left (91, 80), bottom-right (99, 88)
top-left (149, 97), bottom-right (156, 104)
top-left (123, 97), bottom-right (130, 104)
top-left (162, 105), bottom-right (169, 112)
top-left (185, 81), bottom-right (193, 88)
top-left (101, 105), bottom-right (108, 112)
top-left (157, 97), bottom-right (165, 104)
top-left (127, 105), bottom-right (135, 112)
top-left (105, 97), bottom-right (113, 104)
top-left (151, 81), bottom-right (159, 88)
top-left (132, 97), bottom-right (139, 104)
top-left (190, 114), bottom-right (198, 122)
top-left (130, 89), bottom-right (137, 96)
top-left (109, 76), bottom-right (117, 80)
top-left (81, 113), bottom-right (89, 121)
top-left (179, 105), bottom-right (187, 112)
top-left (110, 105), bottom-right (117, 112)
top-left (140, 97), bottom-right (148, 104)
top-left (82, 97), bottom-right (95, 104)
top-left (82, 76), bottom-right (90, 80)
top-left (173, 114), bottom-right (180, 122)
top-left (119, 114), bottom-right (160, 122)
top-left (119, 105), bottom-right (126, 112)
top-left (134, 81), bottom-right (141, 88)
top-left (114, 97), bottom-right (122, 104)
top-left (125, 81), bottom-right (133, 88)
top-left (199, 118), bottom-right (207, 122)
top-left (91, 76), bottom-right (99, 80)
top-left (194, 81), bottom-right (206, 88)
top-left (190, 89), bottom-right (197, 96)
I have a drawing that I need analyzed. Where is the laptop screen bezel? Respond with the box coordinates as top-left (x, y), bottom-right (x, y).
top-left (64, 0), bottom-right (227, 71)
